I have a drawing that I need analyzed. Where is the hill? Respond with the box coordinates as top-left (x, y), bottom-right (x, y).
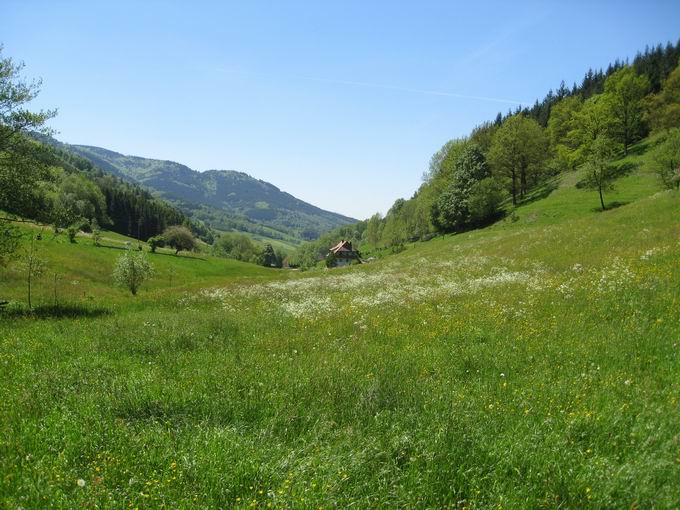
top-left (55, 142), bottom-right (356, 245)
top-left (2, 139), bottom-right (679, 507)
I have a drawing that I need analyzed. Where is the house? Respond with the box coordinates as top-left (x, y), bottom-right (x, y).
top-left (327, 240), bottom-right (361, 267)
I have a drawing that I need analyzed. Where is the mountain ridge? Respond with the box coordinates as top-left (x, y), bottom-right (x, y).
top-left (47, 140), bottom-right (356, 245)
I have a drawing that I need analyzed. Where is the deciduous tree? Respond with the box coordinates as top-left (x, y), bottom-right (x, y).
top-left (582, 136), bottom-right (619, 211)
top-left (163, 225), bottom-right (196, 255)
top-left (644, 61), bottom-right (680, 132)
top-left (488, 115), bottom-right (548, 205)
top-left (0, 47), bottom-right (56, 215)
top-left (603, 66), bottom-right (650, 155)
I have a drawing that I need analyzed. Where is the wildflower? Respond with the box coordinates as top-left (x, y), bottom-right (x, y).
top-left (77, 478), bottom-right (86, 487)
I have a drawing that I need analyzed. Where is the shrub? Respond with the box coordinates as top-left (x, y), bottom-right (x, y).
top-left (67, 226), bottom-right (77, 243)
top-left (113, 249), bottom-right (154, 296)
top-left (325, 251), bottom-right (337, 268)
top-left (147, 235), bottom-right (165, 253)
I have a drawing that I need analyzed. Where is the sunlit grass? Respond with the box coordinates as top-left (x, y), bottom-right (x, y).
top-left (1, 143), bottom-right (679, 508)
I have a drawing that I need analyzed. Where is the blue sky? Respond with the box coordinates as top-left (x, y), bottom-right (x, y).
top-left (2, 1), bottom-right (679, 219)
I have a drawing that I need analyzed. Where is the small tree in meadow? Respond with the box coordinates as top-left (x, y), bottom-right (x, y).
top-left (163, 225), bottom-right (196, 255)
top-left (22, 234), bottom-right (46, 310)
top-left (582, 136), bottom-right (618, 211)
top-left (113, 249), bottom-right (154, 296)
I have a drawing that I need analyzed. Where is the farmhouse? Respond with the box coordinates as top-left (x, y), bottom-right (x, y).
top-left (328, 240), bottom-right (361, 267)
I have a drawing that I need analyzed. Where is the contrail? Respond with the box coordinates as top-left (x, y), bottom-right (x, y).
top-left (291, 74), bottom-right (528, 106)
top-left (212, 66), bottom-right (528, 106)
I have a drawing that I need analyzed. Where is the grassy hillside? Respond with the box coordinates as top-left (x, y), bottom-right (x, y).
top-left (1, 141), bottom-right (679, 508)
top-left (0, 224), bottom-right (275, 304)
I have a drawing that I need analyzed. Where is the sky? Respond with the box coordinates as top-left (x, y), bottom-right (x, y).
top-left (2, 1), bottom-right (679, 219)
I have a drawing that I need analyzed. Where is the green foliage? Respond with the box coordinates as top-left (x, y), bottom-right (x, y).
top-left (469, 121), bottom-right (498, 154)
top-left (20, 234), bottom-right (46, 309)
top-left (580, 136), bottom-right (619, 210)
top-left (147, 235), bottom-right (165, 253)
top-left (547, 95), bottom-right (583, 150)
top-left (212, 232), bottom-right (260, 263)
top-left (92, 228), bottom-right (102, 247)
top-left (467, 177), bottom-right (509, 225)
top-left (259, 243), bottom-right (282, 268)
top-left (66, 226), bottom-right (77, 243)
top-left (112, 248), bottom-right (154, 295)
top-left (325, 250), bottom-right (337, 268)
top-left (363, 213), bottom-right (383, 248)
top-left (0, 47), bottom-right (56, 217)
top-left (644, 60), bottom-right (680, 132)
top-left (566, 94), bottom-right (616, 163)
top-left (163, 225), bottom-right (196, 255)
top-left (488, 115), bottom-right (548, 205)
top-left (603, 66), bottom-right (650, 154)
top-left (431, 144), bottom-right (496, 232)
top-left (0, 219), bottom-right (20, 268)
top-left (649, 128), bottom-right (680, 189)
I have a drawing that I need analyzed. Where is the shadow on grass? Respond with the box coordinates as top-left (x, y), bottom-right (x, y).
top-left (0, 302), bottom-right (112, 319)
top-left (626, 139), bottom-right (655, 157)
top-left (517, 179), bottom-right (559, 207)
top-left (148, 250), bottom-right (209, 261)
top-left (590, 201), bottom-right (630, 213)
top-left (92, 243), bottom-right (208, 261)
top-left (605, 201), bottom-right (630, 210)
top-left (613, 161), bottom-right (639, 177)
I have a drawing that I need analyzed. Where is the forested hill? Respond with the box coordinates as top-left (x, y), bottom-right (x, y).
top-left (288, 39), bottom-right (680, 268)
top-left (54, 142), bottom-right (356, 242)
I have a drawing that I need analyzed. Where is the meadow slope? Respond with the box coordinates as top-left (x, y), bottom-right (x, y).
top-left (1, 152), bottom-right (680, 508)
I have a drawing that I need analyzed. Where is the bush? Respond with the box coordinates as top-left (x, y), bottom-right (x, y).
top-left (67, 226), bottom-right (78, 243)
top-left (147, 235), bottom-right (165, 253)
top-left (325, 251), bottom-right (337, 268)
top-left (113, 249), bottom-right (154, 295)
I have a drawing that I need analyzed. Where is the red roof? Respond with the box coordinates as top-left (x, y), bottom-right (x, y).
top-left (330, 240), bottom-right (355, 254)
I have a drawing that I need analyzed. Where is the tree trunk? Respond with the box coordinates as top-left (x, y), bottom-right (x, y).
top-left (511, 169), bottom-right (517, 206)
top-left (598, 185), bottom-right (606, 211)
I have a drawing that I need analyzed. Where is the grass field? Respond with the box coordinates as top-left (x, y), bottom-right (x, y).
top-left (1, 141), bottom-right (680, 508)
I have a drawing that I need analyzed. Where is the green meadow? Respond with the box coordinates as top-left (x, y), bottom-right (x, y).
top-left (1, 142), bottom-right (680, 508)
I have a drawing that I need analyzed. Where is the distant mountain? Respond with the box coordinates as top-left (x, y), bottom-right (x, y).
top-left (49, 142), bottom-right (356, 246)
